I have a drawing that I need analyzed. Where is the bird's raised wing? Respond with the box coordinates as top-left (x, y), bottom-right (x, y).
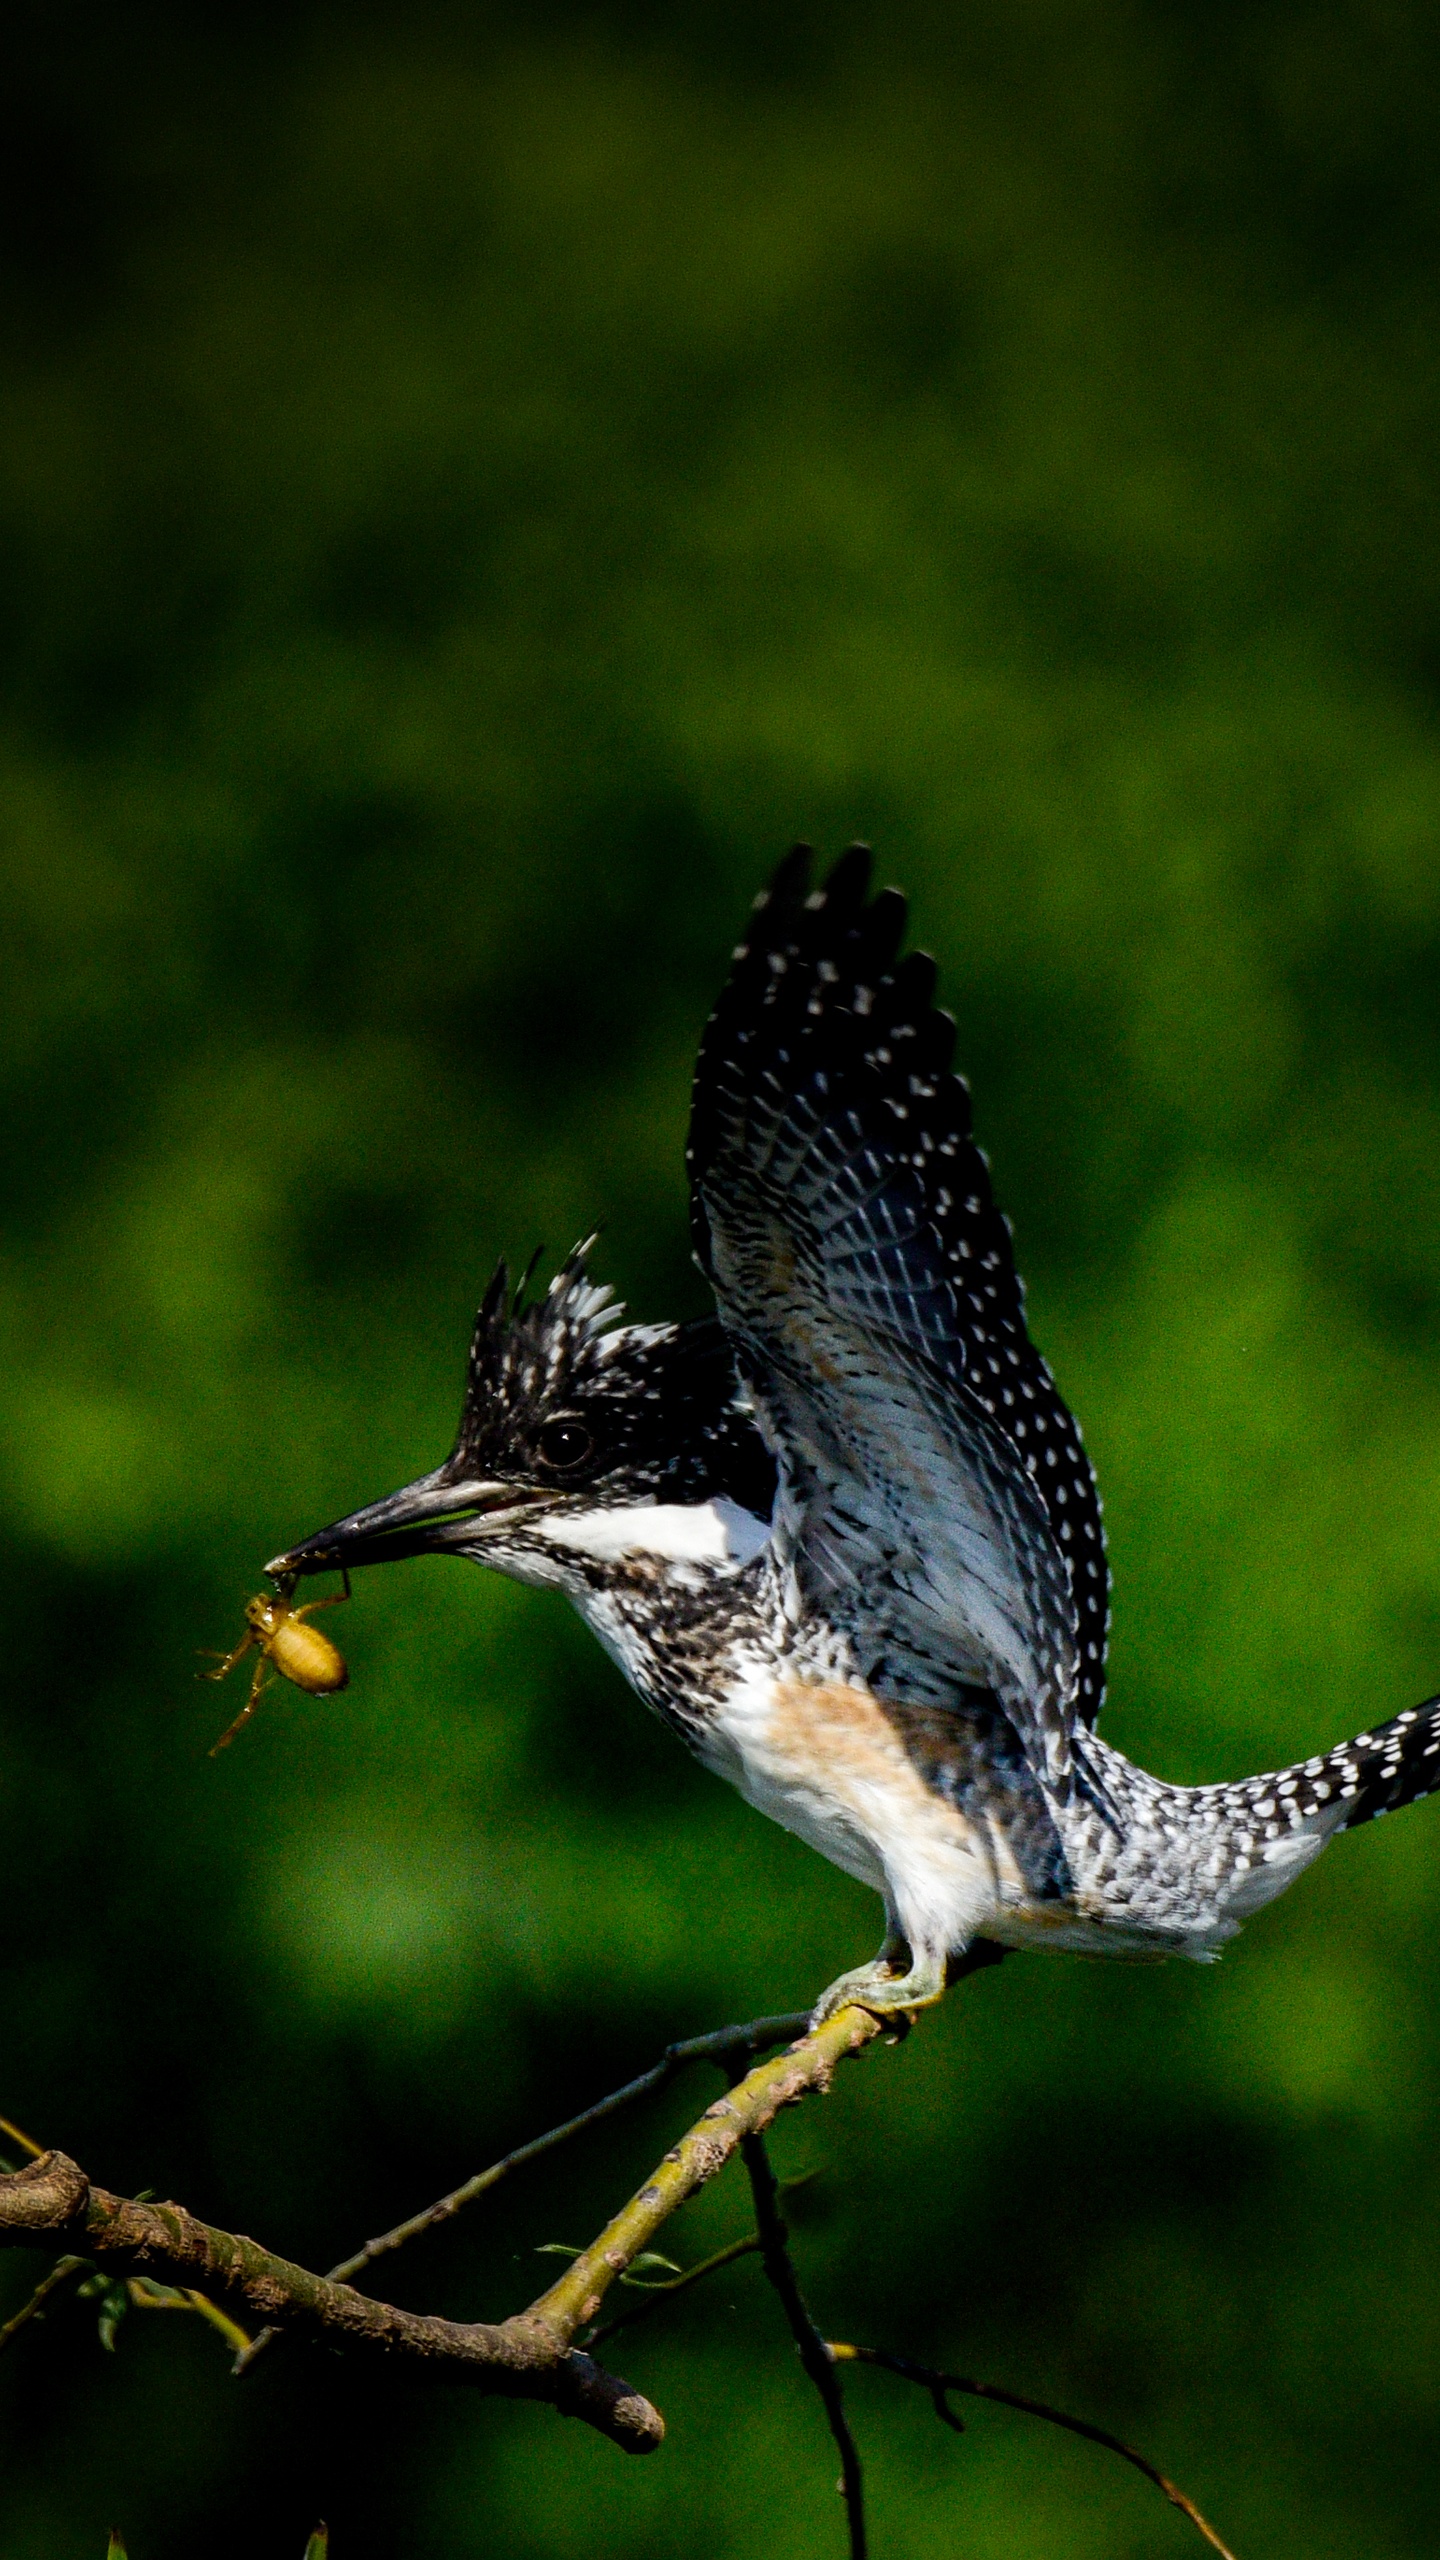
top-left (687, 845), bottom-right (1108, 1800)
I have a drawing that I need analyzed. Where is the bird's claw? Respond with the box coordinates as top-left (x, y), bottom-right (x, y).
top-left (808, 1948), bottom-right (947, 2030)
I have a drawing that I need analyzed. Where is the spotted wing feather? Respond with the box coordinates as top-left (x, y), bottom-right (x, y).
top-left (688, 845), bottom-right (1109, 1798)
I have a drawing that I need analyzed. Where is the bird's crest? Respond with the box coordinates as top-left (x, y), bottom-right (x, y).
top-left (452, 1237), bottom-right (630, 1467)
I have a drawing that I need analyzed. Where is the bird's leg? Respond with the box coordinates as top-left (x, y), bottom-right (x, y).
top-left (809, 1932), bottom-right (947, 2028)
top-left (200, 1632), bottom-right (257, 1683)
top-left (208, 1662), bottom-right (274, 1756)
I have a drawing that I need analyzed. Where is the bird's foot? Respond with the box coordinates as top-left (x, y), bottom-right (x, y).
top-left (808, 1944), bottom-right (947, 2030)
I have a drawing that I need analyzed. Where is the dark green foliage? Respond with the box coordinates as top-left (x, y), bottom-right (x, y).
top-left (3, 4), bottom-right (1440, 2553)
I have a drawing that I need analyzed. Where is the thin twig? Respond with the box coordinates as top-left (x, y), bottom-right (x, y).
top-left (828, 2343), bottom-right (1239, 2560)
top-left (128, 2279), bottom-right (253, 2357)
top-left (0, 2115), bottom-right (44, 2162)
top-left (180, 2288), bottom-right (253, 2356)
top-left (334, 2009), bottom-right (810, 2282)
top-left (0, 2254), bottom-right (89, 2353)
top-left (585, 2233), bottom-right (763, 2348)
top-left (744, 2131), bottom-right (866, 2560)
top-left (235, 2009), bottom-right (809, 2377)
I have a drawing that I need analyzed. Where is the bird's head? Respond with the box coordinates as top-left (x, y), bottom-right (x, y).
top-left (268, 1243), bottom-right (775, 1595)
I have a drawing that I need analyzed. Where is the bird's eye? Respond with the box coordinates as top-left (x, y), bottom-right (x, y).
top-left (536, 1419), bottom-right (595, 1474)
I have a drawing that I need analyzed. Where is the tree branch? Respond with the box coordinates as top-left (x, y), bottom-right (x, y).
top-left (236, 2008), bottom-right (809, 2375)
top-left (0, 2151), bottom-right (661, 2452)
top-left (743, 2130), bottom-right (866, 2560)
top-left (1, 1996), bottom-right (1236, 2560)
top-left (828, 2342), bottom-right (1239, 2560)
top-left (523, 2004), bottom-right (880, 2342)
top-left (0, 2006), bottom-right (880, 2457)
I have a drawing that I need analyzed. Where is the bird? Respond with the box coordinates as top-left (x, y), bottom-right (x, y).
top-left (268, 844), bottom-right (1440, 2024)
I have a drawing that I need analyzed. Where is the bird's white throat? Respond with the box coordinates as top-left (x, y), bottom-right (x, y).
top-left (534, 1495), bottom-right (771, 1568)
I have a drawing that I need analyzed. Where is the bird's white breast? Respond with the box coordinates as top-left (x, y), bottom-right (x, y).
top-left (697, 1662), bottom-right (1000, 1948)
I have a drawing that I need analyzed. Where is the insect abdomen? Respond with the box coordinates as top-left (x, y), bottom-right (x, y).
top-left (269, 1622), bottom-right (348, 1695)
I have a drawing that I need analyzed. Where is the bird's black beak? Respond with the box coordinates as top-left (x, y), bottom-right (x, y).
top-left (266, 1465), bottom-right (558, 1581)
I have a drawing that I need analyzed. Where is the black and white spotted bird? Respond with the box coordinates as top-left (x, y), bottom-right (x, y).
top-left (270, 847), bottom-right (1440, 2022)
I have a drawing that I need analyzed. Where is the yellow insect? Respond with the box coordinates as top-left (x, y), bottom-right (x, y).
top-left (201, 1571), bottom-right (350, 1755)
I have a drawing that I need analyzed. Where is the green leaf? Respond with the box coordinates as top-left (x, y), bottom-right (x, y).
top-left (532, 2243), bottom-right (582, 2259)
top-left (96, 2282), bottom-right (131, 2353)
top-left (619, 2252), bottom-right (686, 2288)
top-left (106, 2536), bottom-right (127, 2559)
top-left (304, 2528), bottom-right (329, 2559)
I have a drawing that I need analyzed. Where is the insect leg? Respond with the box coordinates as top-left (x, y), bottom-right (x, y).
top-left (209, 1662), bottom-right (275, 1756)
top-left (292, 1566), bottom-right (352, 1622)
top-left (200, 1632), bottom-right (258, 1683)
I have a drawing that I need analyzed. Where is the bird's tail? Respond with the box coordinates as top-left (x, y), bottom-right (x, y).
top-left (1229, 1694), bottom-right (1440, 1838)
top-left (1199, 1691), bottom-right (1440, 1931)
top-left (1077, 1694), bottom-right (1440, 1949)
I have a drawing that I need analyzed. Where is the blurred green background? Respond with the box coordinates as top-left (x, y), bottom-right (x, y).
top-left (4, 2), bottom-right (1440, 2551)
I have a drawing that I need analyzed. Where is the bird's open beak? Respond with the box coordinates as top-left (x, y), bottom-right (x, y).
top-left (266, 1466), bottom-right (558, 1581)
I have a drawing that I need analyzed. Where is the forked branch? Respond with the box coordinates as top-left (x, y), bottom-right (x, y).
top-left (826, 2342), bottom-right (1240, 2560)
top-left (236, 2007), bottom-right (810, 2375)
top-left (0, 1999), bottom-right (1238, 2558)
top-left (0, 2006), bottom-right (879, 2454)
top-left (0, 2147), bottom-right (660, 2448)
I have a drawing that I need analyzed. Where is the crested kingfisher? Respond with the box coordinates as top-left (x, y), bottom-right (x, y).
top-left (270, 846), bottom-right (1440, 2023)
